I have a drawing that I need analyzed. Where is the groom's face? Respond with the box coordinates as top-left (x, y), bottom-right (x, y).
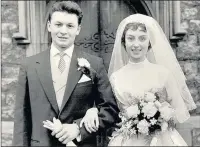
top-left (47, 11), bottom-right (81, 50)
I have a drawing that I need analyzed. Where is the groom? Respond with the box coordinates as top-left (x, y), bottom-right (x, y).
top-left (12, 1), bottom-right (119, 146)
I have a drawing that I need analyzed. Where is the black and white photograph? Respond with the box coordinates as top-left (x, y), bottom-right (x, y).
top-left (1, 0), bottom-right (200, 146)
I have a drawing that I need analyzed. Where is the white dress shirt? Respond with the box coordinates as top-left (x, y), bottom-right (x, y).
top-left (50, 43), bottom-right (74, 110)
top-left (50, 44), bottom-right (74, 70)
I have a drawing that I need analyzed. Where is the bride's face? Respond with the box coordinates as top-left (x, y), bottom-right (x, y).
top-left (125, 27), bottom-right (150, 62)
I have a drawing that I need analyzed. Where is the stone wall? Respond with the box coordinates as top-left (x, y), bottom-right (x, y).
top-left (1, 1), bottom-right (26, 145)
top-left (177, 1), bottom-right (200, 146)
top-left (178, 1), bottom-right (200, 116)
top-left (1, 0), bottom-right (200, 146)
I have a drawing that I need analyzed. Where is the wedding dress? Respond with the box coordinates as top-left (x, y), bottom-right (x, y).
top-left (108, 59), bottom-right (188, 146)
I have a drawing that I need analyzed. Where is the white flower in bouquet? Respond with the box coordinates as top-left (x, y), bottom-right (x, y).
top-left (119, 113), bottom-right (127, 123)
top-left (133, 119), bottom-right (139, 124)
top-left (125, 105), bottom-right (140, 118)
top-left (159, 102), bottom-right (175, 121)
top-left (137, 119), bottom-right (150, 134)
top-left (130, 128), bottom-right (137, 135)
top-left (142, 102), bottom-right (158, 118)
top-left (125, 120), bottom-right (134, 128)
top-left (144, 92), bottom-right (156, 102)
top-left (154, 100), bottom-right (162, 108)
top-left (161, 121), bottom-right (168, 132)
top-left (139, 99), bottom-right (147, 107)
top-left (150, 118), bottom-right (157, 125)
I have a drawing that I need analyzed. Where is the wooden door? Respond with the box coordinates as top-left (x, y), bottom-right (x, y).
top-left (45, 0), bottom-right (153, 70)
top-left (100, 0), bottom-right (138, 69)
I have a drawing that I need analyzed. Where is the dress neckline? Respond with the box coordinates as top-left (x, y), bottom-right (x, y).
top-left (128, 58), bottom-right (149, 68)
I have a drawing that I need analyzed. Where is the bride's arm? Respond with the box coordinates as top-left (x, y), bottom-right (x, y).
top-left (76, 73), bottom-right (123, 135)
top-left (110, 74), bottom-right (139, 119)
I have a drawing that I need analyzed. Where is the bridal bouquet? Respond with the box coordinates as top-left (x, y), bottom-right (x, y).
top-left (116, 91), bottom-right (175, 137)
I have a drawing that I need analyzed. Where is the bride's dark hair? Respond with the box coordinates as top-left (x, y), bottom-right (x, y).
top-left (121, 22), bottom-right (151, 50)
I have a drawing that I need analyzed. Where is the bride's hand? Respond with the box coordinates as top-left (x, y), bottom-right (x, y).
top-left (80, 108), bottom-right (99, 133)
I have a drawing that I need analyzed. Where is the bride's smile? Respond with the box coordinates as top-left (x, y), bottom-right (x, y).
top-left (124, 27), bottom-right (150, 63)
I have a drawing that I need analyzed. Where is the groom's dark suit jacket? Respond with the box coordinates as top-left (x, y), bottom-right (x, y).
top-left (13, 46), bottom-right (120, 147)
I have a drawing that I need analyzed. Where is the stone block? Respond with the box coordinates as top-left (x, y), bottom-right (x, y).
top-left (2, 22), bottom-right (18, 34)
top-left (194, 75), bottom-right (200, 88)
top-left (182, 1), bottom-right (200, 7)
top-left (190, 20), bottom-right (200, 27)
top-left (5, 92), bottom-right (16, 106)
top-left (187, 87), bottom-right (199, 103)
top-left (190, 102), bottom-right (200, 116)
top-left (1, 78), bottom-right (18, 92)
top-left (176, 116), bottom-right (200, 145)
top-left (198, 60), bottom-right (200, 72)
top-left (2, 36), bottom-right (12, 45)
top-left (188, 20), bottom-right (200, 33)
top-left (1, 3), bottom-right (18, 23)
top-left (181, 20), bottom-right (189, 30)
top-left (187, 34), bottom-right (198, 45)
top-left (177, 40), bottom-right (188, 48)
top-left (2, 94), bottom-right (15, 121)
top-left (1, 86), bottom-right (16, 121)
top-left (181, 1), bottom-right (200, 22)
top-left (1, 46), bottom-right (26, 64)
top-left (1, 132), bottom-right (13, 146)
top-left (2, 92), bottom-right (6, 102)
top-left (179, 61), bottom-right (198, 79)
top-left (181, 8), bottom-right (198, 20)
top-left (192, 128), bottom-right (200, 146)
top-left (2, 65), bottom-right (20, 78)
top-left (1, 1), bottom-right (18, 6)
top-left (2, 104), bottom-right (15, 121)
top-left (2, 41), bottom-right (13, 54)
top-left (177, 45), bottom-right (200, 60)
top-left (1, 121), bottom-right (14, 146)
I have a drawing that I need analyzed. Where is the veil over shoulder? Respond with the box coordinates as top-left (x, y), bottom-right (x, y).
top-left (108, 14), bottom-right (196, 123)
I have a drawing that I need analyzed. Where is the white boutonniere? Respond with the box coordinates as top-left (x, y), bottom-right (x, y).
top-left (77, 58), bottom-right (91, 72)
top-left (77, 58), bottom-right (96, 83)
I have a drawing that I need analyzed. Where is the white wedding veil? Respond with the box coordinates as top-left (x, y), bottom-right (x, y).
top-left (108, 14), bottom-right (196, 112)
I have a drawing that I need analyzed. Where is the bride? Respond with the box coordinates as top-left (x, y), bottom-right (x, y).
top-left (81, 14), bottom-right (196, 146)
top-left (106, 14), bottom-right (196, 146)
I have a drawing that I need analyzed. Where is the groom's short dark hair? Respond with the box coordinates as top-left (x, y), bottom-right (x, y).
top-left (48, 1), bottom-right (83, 25)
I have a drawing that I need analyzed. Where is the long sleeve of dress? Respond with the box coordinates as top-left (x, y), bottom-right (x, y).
top-left (164, 70), bottom-right (190, 123)
top-left (109, 74), bottom-right (128, 112)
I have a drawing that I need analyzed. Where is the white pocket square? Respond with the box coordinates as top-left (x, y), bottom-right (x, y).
top-left (78, 74), bottom-right (91, 83)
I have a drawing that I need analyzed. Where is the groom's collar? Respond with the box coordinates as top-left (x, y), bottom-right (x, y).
top-left (50, 43), bottom-right (74, 58)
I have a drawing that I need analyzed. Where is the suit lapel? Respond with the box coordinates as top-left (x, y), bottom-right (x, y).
top-left (35, 49), bottom-right (59, 114)
top-left (60, 47), bottom-right (82, 113)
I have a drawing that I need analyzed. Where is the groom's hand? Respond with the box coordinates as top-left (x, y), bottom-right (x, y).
top-left (52, 123), bottom-right (80, 144)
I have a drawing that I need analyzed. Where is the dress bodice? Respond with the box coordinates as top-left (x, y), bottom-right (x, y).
top-left (110, 58), bottom-right (190, 123)
top-left (110, 59), bottom-right (169, 111)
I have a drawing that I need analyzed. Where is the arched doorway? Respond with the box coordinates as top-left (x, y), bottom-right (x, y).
top-left (44, 0), bottom-right (154, 70)
top-left (44, 1), bottom-right (154, 145)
